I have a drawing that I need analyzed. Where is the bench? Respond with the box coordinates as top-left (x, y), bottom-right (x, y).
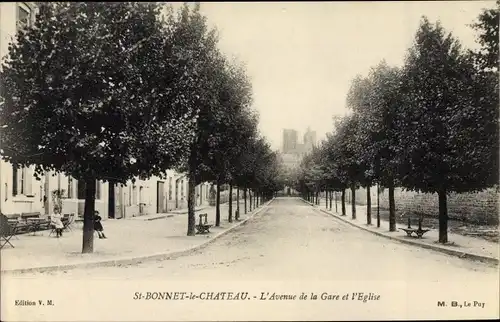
top-left (20, 212), bottom-right (50, 235)
top-left (20, 212), bottom-right (41, 221)
top-left (196, 213), bottom-right (213, 234)
top-left (400, 215), bottom-right (430, 238)
top-left (5, 213), bottom-right (20, 221)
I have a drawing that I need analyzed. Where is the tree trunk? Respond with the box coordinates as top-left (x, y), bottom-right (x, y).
top-left (335, 191), bottom-right (338, 213)
top-left (329, 190), bottom-right (333, 210)
top-left (366, 185), bottom-right (372, 225)
top-left (249, 191), bottom-right (253, 212)
top-left (351, 184), bottom-right (356, 219)
top-left (187, 170), bottom-right (196, 236)
top-left (325, 190), bottom-right (328, 209)
top-left (215, 181), bottom-right (221, 227)
top-left (236, 188), bottom-right (240, 220)
top-left (438, 189), bottom-right (448, 243)
top-left (244, 188), bottom-right (247, 214)
top-left (377, 183), bottom-right (380, 228)
top-left (388, 179), bottom-right (396, 232)
top-left (82, 176), bottom-right (96, 254)
top-left (228, 184), bottom-right (233, 223)
top-left (341, 189), bottom-right (346, 216)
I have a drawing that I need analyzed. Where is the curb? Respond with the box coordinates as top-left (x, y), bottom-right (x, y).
top-left (2, 199), bottom-right (275, 275)
top-left (165, 206), bottom-right (211, 216)
top-left (135, 202), bottom-right (243, 220)
top-left (302, 198), bottom-right (499, 266)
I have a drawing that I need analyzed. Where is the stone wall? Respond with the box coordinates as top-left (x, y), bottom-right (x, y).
top-left (346, 186), bottom-right (499, 225)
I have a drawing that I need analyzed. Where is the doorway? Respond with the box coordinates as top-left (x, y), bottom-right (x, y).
top-left (157, 181), bottom-right (165, 213)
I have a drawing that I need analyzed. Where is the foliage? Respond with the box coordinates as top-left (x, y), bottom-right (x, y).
top-left (470, 1), bottom-right (499, 72)
top-left (396, 17), bottom-right (498, 194)
top-left (0, 2), bottom-right (202, 252)
top-left (0, 2), bottom-right (196, 183)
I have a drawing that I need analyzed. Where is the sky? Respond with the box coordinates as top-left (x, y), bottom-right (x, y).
top-left (189, 1), bottom-right (495, 150)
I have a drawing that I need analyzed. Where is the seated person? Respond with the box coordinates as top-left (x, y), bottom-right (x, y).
top-left (50, 207), bottom-right (64, 238)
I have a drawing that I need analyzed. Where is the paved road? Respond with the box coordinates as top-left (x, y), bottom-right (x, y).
top-left (22, 197), bottom-right (499, 281)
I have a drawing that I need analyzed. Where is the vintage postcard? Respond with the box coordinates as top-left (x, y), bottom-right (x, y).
top-left (0, 1), bottom-right (499, 321)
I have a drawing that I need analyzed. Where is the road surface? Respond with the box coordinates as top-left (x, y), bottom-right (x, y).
top-left (19, 197), bottom-right (499, 281)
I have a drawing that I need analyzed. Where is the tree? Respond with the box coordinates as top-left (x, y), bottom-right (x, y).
top-left (329, 114), bottom-right (368, 219)
top-left (346, 62), bottom-right (404, 230)
top-left (208, 60), bottom-right (255, 224)
top-left (0, 2), bottom-right (196, 252)
top-left (397, 17), bottom-right (499, 243)
top-left (167, 3), bottom-right (229, 235)
top-left (470, 1), bottom-right (499, 72)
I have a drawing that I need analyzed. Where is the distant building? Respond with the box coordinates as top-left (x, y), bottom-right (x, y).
top-left (282, 129), bottom-right (298, 154)
top-left (280, 127), bottom-right (317, 169)
top-left (303, 127), bottom-right (317, 151)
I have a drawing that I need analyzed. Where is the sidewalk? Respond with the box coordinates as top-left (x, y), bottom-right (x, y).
top-left (1, 199), bottom-right (269, 273)
top-left (131, 200), bottom-right (243, 220)
top-left (130, 205), bottom-right (210, 221)
top-left (305, 198), bottom-right (499, 265)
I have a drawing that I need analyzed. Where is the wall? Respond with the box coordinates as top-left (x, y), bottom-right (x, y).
top-left (0, 2), bottom-right (39, 215)
top-left (339, 186), bottom-right (499, 225)
top-left (0, 161), bottom-right (44, 215)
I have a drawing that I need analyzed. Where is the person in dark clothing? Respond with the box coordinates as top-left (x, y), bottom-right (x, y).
top-left (94, 210), bottom-right (107, 239)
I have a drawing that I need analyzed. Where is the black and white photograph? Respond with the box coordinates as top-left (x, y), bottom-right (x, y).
top-left (0, 1), bottom-right (499, 321)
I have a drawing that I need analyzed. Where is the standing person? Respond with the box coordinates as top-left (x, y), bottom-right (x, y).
top-left (94, 210), bottom-right (107, 239)
top-left (51, 207), bottom-right (64, 238)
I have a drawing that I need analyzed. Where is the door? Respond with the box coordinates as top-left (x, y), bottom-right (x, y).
top-left (44, 173), bottom-right (50, 215)
top-left (157, 181), bottom-right (165, 213)
top-left (108, 183), bottom-right (115, 219)
top-left (114, 185), bottom-right (124, 219)
top-left (175, 180), bottom-right (179, 209)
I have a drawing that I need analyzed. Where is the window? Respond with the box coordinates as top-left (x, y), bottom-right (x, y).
top-left (77, 180), bottom-right (101, 199)
top-left (95, 181), bottom-right (101, 200)
top-left (132, 185), bottom-right (137, 205)
top-left (168, 177), bottom-right (172, 200)
top-left (17, 3), bottom-right (32, 31)
top-left (12, 165), bottom-right (32, 196)
top-left (67, 177), bottom-right (73, 198)
top-left (77, 180), bottom-right (86, 199)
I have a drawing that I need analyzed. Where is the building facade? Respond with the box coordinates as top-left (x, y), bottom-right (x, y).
top-left (0, 2), bottom-right (212, 219)
top-left (280, 127), bottom-right (317, 169)
top-left (282, 129), bottom-right (298, 154)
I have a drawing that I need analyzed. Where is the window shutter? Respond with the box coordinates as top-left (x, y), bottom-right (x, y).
top-left (25, 167), bottom-right (33, 195)
top-left (95, 180), bottom-right (101, 200)
top-left (17, 168), bottom-right (23, 195)
top-left (68, 177), bottom-right (73, 199)
top-left (12, 166), bottom-right (18, 196)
